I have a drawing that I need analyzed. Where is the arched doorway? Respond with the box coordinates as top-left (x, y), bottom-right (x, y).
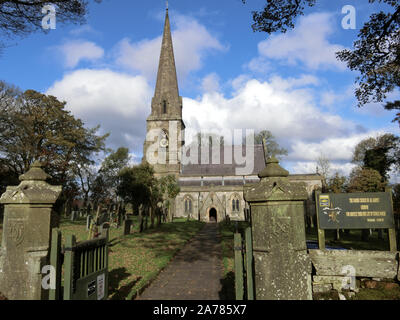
top-left (209, 207), bottom-right (217, 222)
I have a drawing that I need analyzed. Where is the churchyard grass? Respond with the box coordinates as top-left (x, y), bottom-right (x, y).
top-left (0, 216), bottom-right (204, 300)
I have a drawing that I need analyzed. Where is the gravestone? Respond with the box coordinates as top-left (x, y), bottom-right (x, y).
top-left (244, 156), bottom-right (312, 300)
top-left (0, 161), bottom-right (62, 300)
top-left (123, 217), bottom-right (132, 235)
top-left (70, 211), bottom-right (76, 221)
top-left (97, 211), bottom-right (109, 226)
top-left (99, 222), bottom-right (110, 238)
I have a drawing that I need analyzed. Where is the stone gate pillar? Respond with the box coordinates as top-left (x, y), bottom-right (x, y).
top-left (244, 157), bottom-right (312, 300)
top-left (0, 161), bottom-right (62, 300)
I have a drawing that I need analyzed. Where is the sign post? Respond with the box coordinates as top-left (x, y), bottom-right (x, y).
top-left (386, 187), bottom-right (397, 252)
top-left (315, 191), bottom-right (397, 251)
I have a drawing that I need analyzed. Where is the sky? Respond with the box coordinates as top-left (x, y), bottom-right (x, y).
top-left (0, 0), bottom-right (399, 180)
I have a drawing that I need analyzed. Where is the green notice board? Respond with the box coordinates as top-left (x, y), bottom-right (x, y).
top-left (316, 192), bottom-right (394, 230)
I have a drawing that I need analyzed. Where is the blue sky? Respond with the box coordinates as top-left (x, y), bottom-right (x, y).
top-left (0, 0), bottom-right (399, 178)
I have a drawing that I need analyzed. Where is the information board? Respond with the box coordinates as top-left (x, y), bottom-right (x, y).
top-left (316, 192), bottom-right (394, 229)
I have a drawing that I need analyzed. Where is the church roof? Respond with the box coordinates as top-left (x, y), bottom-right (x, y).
top-left (180, 144), bottom-right (266, 176)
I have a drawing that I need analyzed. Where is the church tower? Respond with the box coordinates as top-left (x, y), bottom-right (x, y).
top-left (142, 7), bottom-right (185, 177)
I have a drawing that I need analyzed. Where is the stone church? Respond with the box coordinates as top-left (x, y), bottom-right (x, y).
top-left (142, 8), bottom-right (322, 223)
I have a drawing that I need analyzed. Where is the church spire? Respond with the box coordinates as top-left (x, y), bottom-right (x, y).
top-left (154, 7), bottom-right (179, 99)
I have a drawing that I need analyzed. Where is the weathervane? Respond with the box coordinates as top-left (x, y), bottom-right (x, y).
top-left (166, 1), bottom-right (168, 10)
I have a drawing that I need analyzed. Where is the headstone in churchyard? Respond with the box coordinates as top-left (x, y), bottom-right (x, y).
top-left (244, 156), bottom-right (312, 300)
top-left (97, 211), bottom-right (109, 226)
top-left (123, 216), bottom-right (132, 235)
top-left (0, 161), bottom-right (62, 299)
top-left (99, 222), bottom-right (110, 238)
top-left (71, 211), bottom-right (76, 221)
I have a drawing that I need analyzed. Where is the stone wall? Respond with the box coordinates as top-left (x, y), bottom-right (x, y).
top-left (309, 249), bottom-right (400, 295)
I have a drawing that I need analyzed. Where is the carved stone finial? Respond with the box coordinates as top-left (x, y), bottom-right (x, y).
top-left (258, 156), bottom-right (289, 179)
top-left (19, 161), bottom-right (51, 181)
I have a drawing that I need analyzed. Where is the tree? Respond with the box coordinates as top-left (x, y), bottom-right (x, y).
top-left (347, 167), bottom-right (387, 193)
top-left (0, 0), bottom-right (102, 51)
top-left (243, 0), bottom-right (400, 124)
top-left (157, 174), bottom-right (180, 223)
top-left (117, 163), bottom-right (156, 232)
top-left (352, 134), bottom-right (399, 181)
top-left (254, 130), bottom-right (288, 159)
top-left (392, 183), bottom-right (400, 216)
top-left (326, 171), bottom-right (347, 193)
top-left (195, 132), bottom-right (225, 146)
top-left (117, 163), bottom-right (181, 229)
top-left (0, 86), bottom-right (108, 180)
top-left (243, 0), bottom-right (316, 34)
top-left (347, 166), bottom-right (387, 241)
top-left (316, 153), bottom-right (331, 192)
top-left (97, 147), bottom-right (130, 199)
top-left (117, 162), bottom-right (156, 213)
top-left (0, 81), bottom-right (108, 212)
top-left (90, 173), bottom-right (109, 207)
top-left (158, 175), bottom-right (180, 200)
top-left (75, 162), bottom-right (97, 209)
top-left (336, 1), bottom-right (400, 113)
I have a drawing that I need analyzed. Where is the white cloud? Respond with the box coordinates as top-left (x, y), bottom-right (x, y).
top-left (47, 69), bottom-right (152, 153)
top-left (269, 74), bottom-right (320, 90)
top-left (290, 161), bottom-right (356, 177)
top-left (288, 132), bottom-right (381, 162)
top-left (69, 25), bottom-right (101, 37)
top-left (245, 56), bottom-right (271, 74)
top-left (45, 68), bottom-right (391, 178)
top-left (115, 14), bottom-right (226, 81)
top-left (251, 13), bottom-right (347, 71)
top-left (180, 74), bottom-right (391, 177)
top-left (201, 73), bottom-right (221, 93)
top-left (354, 90), bottom-right (400, 117)
top-left (57, 40), bottom-right (104, 68)
top-left (183, 76), bottom-right (355, 142)
top-left (321, 90), bottom-right (345, 108)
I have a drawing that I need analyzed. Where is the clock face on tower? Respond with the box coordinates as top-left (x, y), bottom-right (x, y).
top-left (160, 137), bottom-right (169, 148)
top-left (160, 130), bottom-right (169, 148)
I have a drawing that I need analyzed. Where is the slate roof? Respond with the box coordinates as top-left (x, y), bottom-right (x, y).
top-left (180, 144), bottom-right (266, 177)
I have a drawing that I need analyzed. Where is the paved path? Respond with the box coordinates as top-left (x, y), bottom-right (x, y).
top-left (137, 223), bottom-right (223, 300)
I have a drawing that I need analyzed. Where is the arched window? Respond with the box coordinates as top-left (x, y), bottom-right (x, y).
top-left (184, 197), bottom-right (192, 214)
top-left (231, 196), bottom-right (240, 212)
top-left (163, 100), bottom-right (167, 114)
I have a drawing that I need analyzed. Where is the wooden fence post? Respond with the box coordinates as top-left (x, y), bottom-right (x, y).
top-left (315, 190), bottom-right (326, 250)
top-left (49, 229), bottom-right (62, 300)
top-left (245, 227), bottom-right (254, 300)
top-left (63, 235), bottom-right (76, 300)
top-left (386, 187), bottom-right (397, 252)
top-left (234, 232), bottom-right (244, 300)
